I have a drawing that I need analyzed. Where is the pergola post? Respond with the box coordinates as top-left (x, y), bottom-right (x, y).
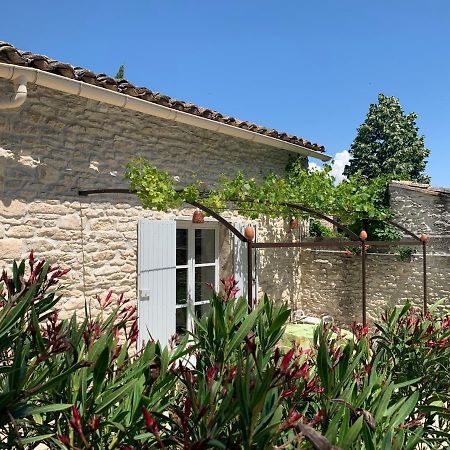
top-left (247, 240), bottom-right (253, 311)
top-left (360, 230), bottom-right (368, 326)
top-left (420, 234), bottom-right (428, 313)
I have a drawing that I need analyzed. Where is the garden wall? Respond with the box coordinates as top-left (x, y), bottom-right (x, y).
top-left (299, 181), bottom-right (450, 325)
top-left (0, 79), bottom-right (305, 316)
top-left (299, 250), bottom-right (449, 325)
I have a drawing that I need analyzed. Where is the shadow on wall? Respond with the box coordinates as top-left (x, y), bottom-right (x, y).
top-left (299, 248), bottom-right (450, 327)
top-left (0, 148), bottom-right (148, 315)
top-left (0, 144), bottom-right (138, 206)
top-left (257, 216), bottom-right (303, 312)
top-left (0, 80), bottom-right (293, 206)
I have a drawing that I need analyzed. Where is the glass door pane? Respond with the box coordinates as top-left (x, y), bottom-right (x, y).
top-left (176, 308), bottom-right (187, 336)
top-left (195, 303), bottom-right (210, 318)
top-left (176, 269), bottom-right (188, 305)
top-left (176, 229), bottom-right (188, 266)
top-left (195, 229), bottom-right (216, 264)
top-left (195, 266), bottom-right (215, 303)
top-left (176, 224), bottom-right (218, 335)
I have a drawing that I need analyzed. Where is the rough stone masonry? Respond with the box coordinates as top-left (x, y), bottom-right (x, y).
top-left (0, 79), bottom-right (304, 318)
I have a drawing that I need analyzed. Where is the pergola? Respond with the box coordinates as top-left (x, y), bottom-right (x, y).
top-left (79, 189), bottom-right (429, 326)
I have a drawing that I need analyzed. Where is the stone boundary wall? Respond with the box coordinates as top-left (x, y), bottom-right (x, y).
top-left (299, 249), bottom-right (449, 326)
top-left (300, 182), bottom-right (450, 326)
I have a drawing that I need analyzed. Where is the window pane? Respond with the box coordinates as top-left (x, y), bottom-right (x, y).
top-left (176, 229), bottom-right (188, 266)
top-left (176, 269), bottom-right (188, 305)
top-left (195, 229), bottom-right (215, 264)
top-left (176, 307), bottom-right (187, 337)
top-left (195, 266), bottom-right (215, 302)
top-left (195, 303), bottom-right (210, 319)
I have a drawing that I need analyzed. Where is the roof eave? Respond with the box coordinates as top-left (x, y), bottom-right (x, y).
top-left (0, 62), bottom-right (330, 161)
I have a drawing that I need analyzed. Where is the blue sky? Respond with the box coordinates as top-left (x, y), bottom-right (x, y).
top-left (2, 1), bottom-right (449, 186)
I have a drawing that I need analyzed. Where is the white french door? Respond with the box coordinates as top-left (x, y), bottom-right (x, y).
top-left (175, 222), bottom-right (219, 336)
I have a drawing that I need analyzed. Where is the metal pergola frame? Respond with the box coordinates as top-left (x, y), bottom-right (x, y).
top-left (79, 189), bottom-right (428, 325)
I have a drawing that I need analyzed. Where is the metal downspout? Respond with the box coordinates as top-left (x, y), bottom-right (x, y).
top-left (0, 75), bottom-right (27, 109)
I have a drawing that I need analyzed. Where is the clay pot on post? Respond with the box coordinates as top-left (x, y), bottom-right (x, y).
top-left (289, 217), bottom-right (299, 230)
top-left (192, 209), bottom-right (205, 224)
top-left (244, 225), bottom-right (255, 241)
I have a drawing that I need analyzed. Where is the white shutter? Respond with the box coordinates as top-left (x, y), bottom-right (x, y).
top-left (233, 223), bottom-right (258, 303)
top-left (138, 220), bottom-right (176, 347)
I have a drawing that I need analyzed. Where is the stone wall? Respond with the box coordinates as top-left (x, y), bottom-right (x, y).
top-left (390, 181), bottom-right (450, 254)
top-left (0, 79), bottom-right (305, 316)
top-left (298, 181), bottom-right (450, 326)
top-left (299, 250), bottom-right (449, 325)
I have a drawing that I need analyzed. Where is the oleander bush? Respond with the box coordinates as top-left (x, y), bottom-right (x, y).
top-left (1, 254), bottom-right (449, 449)
top-left (0, 254), bottom-right (188, 449)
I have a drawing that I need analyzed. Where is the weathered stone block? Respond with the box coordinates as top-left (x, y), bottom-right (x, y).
top-left (0, 238), bottom-right (23, 259)
top-left (1, 200), bottom-right (27, 218)
top-left (6, 226), bottom-right (35, 238)
top-left (56, 214), bottom-right (80, 230)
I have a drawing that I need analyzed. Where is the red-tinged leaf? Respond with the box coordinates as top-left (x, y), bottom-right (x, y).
top-left (280, 348), bottom-right (295, 372)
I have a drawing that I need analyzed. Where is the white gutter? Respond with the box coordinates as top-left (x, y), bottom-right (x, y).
top-left (0, 75), bottom-right (27, 109)
top-left (0, 63), bottom-right (331, 161)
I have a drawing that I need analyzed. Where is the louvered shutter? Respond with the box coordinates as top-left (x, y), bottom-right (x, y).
top-left (138, 220), bottom-right (176, 346)
top-left (233, 223), bottom-right (258, 303)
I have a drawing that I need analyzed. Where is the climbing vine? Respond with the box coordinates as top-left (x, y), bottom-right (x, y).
top-left (125, 157), bottom-right (392, 225)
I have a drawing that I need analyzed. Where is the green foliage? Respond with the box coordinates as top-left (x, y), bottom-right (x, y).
top-left (344, 93), bottom-right (430, 183)
top-left (125, 157), bottom-right (183, 211)
top-left (397, 246), bottom-right (416, 261)
top-left (0, 257), bottom-right (79, 448)
top-left (348, 219), bottom-right (402, 242)
top-left (309, 220), bottom-right (336, 238)
top-left (0, 254), bottom-right (185, 449)
top-left (3, 255), bottom-right (449, 448)
top-left (341, 93), bottom-right (432, 239)
top-left (311, 324), bottom-right (425, 449)
top-left (125, 157), bottom-right (393, 227)
top-left (374, 302), bottom-right (450, 446)
top-left (115, 64), bottom-right (125, 80)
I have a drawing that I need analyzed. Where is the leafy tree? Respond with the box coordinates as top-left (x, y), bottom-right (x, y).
top-left (344, 94), bottom-right (430, 183)
top-left (115, 64), bottom-right (125, 80)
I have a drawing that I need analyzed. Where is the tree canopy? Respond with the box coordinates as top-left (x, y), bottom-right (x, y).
top-left (115, 64), bottom-right (125, 80)
top-left (343, 94), bottom-right (430, 183)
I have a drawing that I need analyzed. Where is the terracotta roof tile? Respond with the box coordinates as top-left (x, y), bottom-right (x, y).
top-left (0, 42), bottom-right (325, 152)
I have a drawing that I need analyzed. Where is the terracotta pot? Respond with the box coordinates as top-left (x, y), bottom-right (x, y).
top-left (359, 230), bottom-right (368, 241)
top-left (289, 217), bottom-right (299, 230)
top-left (192, 209), bottom-right (205, 223)
top-left (244, 225), bottom-right (255, 241)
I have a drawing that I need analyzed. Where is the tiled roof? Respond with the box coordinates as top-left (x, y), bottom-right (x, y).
top-left (0, 42), bottom-right (325, 153)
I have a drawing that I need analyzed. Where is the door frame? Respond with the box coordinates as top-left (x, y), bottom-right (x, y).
top-left (176, 220), bottom-right (219, 333)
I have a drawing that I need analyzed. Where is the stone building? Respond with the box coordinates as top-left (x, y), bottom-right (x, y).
top-left (0, 42), bottom-right (330, 343)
